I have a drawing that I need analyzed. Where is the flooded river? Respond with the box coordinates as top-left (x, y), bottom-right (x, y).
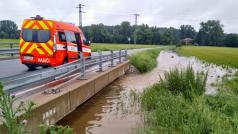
top-left (58, 51), bottom-right (236, 134)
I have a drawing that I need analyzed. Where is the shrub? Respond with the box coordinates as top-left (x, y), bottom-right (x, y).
top-left (130, 49), bottom-right (161, 73)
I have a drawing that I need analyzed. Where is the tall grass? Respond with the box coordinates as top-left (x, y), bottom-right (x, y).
top-left (130, 48), bottom-right (161, 73)
top-left (161, 66), bottom-right (208, 100)
top-left (141, 67), bottom-right (238, 133)
top-left (220, 72), bottom-right (238, 94)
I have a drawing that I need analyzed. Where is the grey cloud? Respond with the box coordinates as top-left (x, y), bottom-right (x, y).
top-left (0, 0), bottom-right (237, 33)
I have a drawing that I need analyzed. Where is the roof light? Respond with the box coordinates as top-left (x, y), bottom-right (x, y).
top-left (31, 15), bottom-right (44, 20)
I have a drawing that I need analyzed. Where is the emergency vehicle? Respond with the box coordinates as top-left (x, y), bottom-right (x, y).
top-left (19, 15), bottom-right (91, 69)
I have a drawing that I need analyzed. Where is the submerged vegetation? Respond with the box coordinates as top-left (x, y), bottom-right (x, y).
top-left (130, 48), bottom-right (162, 73)
top-left (141, 67), bottom-right (238, 133)
top-left (177, 46), bottom-right (238, 68)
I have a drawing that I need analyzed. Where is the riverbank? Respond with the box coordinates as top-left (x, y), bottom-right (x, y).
top-left (57, 50), bottom-right (238, 133)
top-left (141, 66), bottom-right (238, 133)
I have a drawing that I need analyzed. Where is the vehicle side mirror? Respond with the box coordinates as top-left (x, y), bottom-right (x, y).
top-left (84, 40), bottom-right (91, 46)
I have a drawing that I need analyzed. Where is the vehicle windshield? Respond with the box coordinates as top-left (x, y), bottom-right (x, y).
top-left (22, 29), bottom-right (51, 43)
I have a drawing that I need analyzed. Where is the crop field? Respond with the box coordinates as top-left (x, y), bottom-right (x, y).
top-left (177, 46), bottom-right (238, 68)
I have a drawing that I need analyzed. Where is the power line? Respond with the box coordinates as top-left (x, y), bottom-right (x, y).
top-left (134, 13), bottom-right (140, 45)
top-left (76, 4), bottom-right (85, 27)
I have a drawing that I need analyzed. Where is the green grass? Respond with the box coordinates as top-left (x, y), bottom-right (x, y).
top-left (129, 48), bottom-right (162, 73)
top-left (177, 46), bottom-right (238, 68)
top-left (91, 43), bottom-right (158, 52)
top-left (141, 67), bottom-right (238, 133)
top-left (0, 39), bottom-right (19, 48)
top-left (0, 39), bottom-right (19, 43)
top-left (220, 72), bottom-right (238, 95)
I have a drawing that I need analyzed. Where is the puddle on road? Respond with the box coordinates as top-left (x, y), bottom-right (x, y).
top-left (58, 51), bottom-right (236, 134)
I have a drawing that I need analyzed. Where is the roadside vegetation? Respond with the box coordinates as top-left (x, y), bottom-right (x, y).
top-left (177, 46), bottom-right (238, 68)
top-left (141, 67), bottom-right (238, 133)
top-left (129, 48), bottom-right (162, 73)
top-left (0, 84), bottom-right (73, 134)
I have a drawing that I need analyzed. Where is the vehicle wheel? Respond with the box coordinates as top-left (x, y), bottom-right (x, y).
top-left (26, 65), bottom-right (36, 70)
top-left (86, 53), bottom-right (92, 60)
top-left (63, 57), bottom-right (68, 64)
top-left (42, 66), bottom-right (49, 68)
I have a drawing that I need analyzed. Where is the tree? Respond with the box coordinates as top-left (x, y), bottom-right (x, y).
top-left (119, 21), bottom-right (132, 43)
top-left (224, 33), bottom-right (238, 47)
top-left (0, 20), bottom-right (19, 39)
top-left (89, 23), bottom-right (111, 43)
top-left (179, 25), bottom-right (196, 39)
top-left (160, 28), bottom-right (179, 45)
top-left (136, 24), bottom-right (153, 44)
top-left (196, 20), bottom-right (224, 46)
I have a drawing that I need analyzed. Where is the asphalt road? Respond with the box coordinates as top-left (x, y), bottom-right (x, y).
top-left (0, 48), bottom-right (151, 79)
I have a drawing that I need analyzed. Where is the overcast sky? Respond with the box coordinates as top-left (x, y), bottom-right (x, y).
top-left (0, 0), bottom-right (238, 33)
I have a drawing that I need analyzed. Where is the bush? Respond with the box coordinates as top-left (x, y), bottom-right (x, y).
top-left (130, 49), bottom-right (161, 73)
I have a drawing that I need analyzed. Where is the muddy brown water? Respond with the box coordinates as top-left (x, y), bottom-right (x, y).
top-left (58, 51), bottom-right (236, 134)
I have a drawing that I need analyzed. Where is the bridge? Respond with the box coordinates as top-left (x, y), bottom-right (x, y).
top-left (0, 44), bottom-right (144, 133)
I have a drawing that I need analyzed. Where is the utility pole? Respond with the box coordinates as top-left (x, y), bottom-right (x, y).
top-left (134, 13), bottom-right (140, 45)
top-left (76, 4), bottom-right (85, 28)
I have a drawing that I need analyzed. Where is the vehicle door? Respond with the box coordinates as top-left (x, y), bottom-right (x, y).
top-left (80, 33), bottom-right (91, 57)
top-left (65, 31), bottom-right (79, 62)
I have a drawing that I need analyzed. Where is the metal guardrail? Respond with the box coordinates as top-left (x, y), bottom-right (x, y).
top-left (0, 43), bottom-right (19, 56)
top-left (2, 50), bottom-right (128, 91)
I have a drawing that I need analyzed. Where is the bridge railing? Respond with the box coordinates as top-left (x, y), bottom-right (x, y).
top-left (1, 49), bottom-right (128, 92)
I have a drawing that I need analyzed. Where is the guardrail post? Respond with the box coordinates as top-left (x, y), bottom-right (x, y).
top-left (124, 49), bottom-right (128, 61)
top-left (109, 50), bottom-right (114, 67)
top-left (79, 52), bottom-right (87, 80)
top-left (98, 51), bottom-right (103, 72)
top-left (119, 50), bottom-right (122, 63)
top-left (10, 43), bottom-right (13, 57)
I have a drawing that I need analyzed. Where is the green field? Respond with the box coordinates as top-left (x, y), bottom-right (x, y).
top-left (0, 39), bottom-right (158, 51)
top-left (177, 46), bottom-right (238, 68)
top-left (91, 43), bottom-right (158, 52)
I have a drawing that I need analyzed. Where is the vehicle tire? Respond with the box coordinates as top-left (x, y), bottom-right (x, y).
top-left (42, 66), bottom-right (49, 68)
top-left (63, 57), bottom-right (68, 64)
top-left (86, 53), bottom-right (92, 60)
top-left (26, 65), bottom-right (36, 70)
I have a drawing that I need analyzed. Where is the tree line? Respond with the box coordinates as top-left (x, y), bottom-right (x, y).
top-left (1, 20), bottom-right (238, 47)
top-left (83, 20), bottom-right (238, 47)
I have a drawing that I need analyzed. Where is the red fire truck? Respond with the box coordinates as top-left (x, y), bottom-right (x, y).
top-left (19, 15), bottom-right (91, 69)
